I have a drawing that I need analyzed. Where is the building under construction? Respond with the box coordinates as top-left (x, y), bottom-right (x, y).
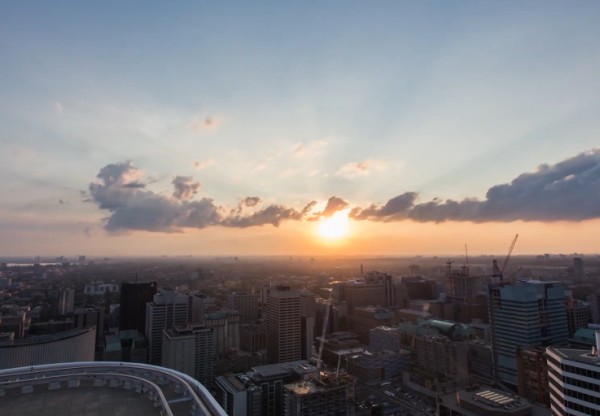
top-left (283, 370), bottom-right (355, 416)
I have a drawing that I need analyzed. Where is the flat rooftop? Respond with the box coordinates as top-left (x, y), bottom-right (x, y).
top-left (0, 385), bottom-right (160, 416)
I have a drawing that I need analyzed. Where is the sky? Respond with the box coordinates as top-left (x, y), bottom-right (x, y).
top-left (1, 1), bottom-right (600, 257)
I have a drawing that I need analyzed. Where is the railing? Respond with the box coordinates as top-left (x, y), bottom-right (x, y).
top-left (0, 361), bottom-right (226, 416)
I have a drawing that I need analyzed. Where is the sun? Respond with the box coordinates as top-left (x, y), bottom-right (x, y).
top-left (316, 210), bottom-right (351, 240)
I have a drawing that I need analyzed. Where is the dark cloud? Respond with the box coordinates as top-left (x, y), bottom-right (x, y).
top-left (352, 150), bottom-right (600, 223)
top-left (311, 196), bottom-right (349, 219)
top-left (89, 151), bottom-right (600, 233)
top-left (351, 192), bottom-right (417, 220)
top-left (122, 182), bottom-right (146, 189)
top-left (243, 197), bottom-right (261, 207)
top-left (89, 162), bottom-right (219, 232)
top-left (323, 196), bottom-right (349, 217)
top-left (172, 176), bottom-right (200, 200)
top-left (222, 204), bottom-right (305, 228)
top-left (89, 162), bottom-right (312, 232)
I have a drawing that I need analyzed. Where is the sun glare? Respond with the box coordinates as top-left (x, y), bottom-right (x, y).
top-left (317, 210), bottom-right (350, 240)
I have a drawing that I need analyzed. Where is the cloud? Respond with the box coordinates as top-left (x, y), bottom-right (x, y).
top-left (292, 140), bottom-right (329, 157)
top-left (189, 115), bottom-right (220, 133)
top-left (336, 159), bottom-right (388, 179)
top-left (350, 192), bottom-right (418, 220)
top-left (221, 204), bottom-right (306, 228)
top-left (194, 158), bottom-right (216, 170)
top-left (352, 149), bottom-right (600, 223)
top-left (89, 162), bottom-right (313, 232)
top-left (314, 196), bottom-right (349, 218)
top-left (89, 150), bottom-right (600, 233)
top-left (172, 176), bottom-right (201, 200)
top-left (243, 197), bottom-right (261, 207)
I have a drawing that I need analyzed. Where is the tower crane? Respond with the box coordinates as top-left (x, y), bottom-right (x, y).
top-left (315, 289), bottom-right (333, 379)
top-left (492, 234), bottom-right (519, 283)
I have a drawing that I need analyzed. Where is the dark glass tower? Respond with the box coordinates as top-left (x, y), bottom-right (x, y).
top-left (119, 281), bottom-right (157, 334)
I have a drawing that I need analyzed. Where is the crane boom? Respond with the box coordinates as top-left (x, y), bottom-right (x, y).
top-left (316, 290), bottom-right (333, 376)
top-left (501, 234), bottom-right (519, 274)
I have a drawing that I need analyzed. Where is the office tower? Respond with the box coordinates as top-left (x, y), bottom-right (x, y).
top-left (369, 326), bottom-right (401, 352)
top-left (488, 281), bottom-right (568, 386)
top-left (573, 257), bottom-right (585, 280)
top-left (74, 306), bottom-right (105, 350)
top-left (566, 297), bottom-right (590, 338)
top-left (162, 324), bottom-right (215, 387)
top-left (547, 340), bottom-right (600, 416)
top-left (57, 288), bottom-right (75, 315)
top-left (145, 289), bottom-right (189, 365)
top-left (227, 292), bottom-right (259, 324)
top-left (214, 361), bottom-right (315, 416)
top-left (189, 292), bottom-right (216, 323)
top-left (205, 310), bottom-right (240, 358)
top-left (516, 346), bottom-right (549, 406)
top-left (119, 281), bottom-right (157, 334)
top-left (266, 286), bottom-right (301, 364)
top-left (348, 349), bottom-right (410, 382)
top-left (300, 290), bottom-right (316, 361)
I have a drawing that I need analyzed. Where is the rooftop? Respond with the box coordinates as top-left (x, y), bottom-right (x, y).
top-left (0, 362), bottom-right (226, 416)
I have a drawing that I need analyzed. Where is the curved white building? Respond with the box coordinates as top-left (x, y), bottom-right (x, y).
top-left (0, 361), bottom-right (226, 416)
top-left (0, 326), bottom-right (96, 369)
top-left (547, 344), bottom-right (600, 416)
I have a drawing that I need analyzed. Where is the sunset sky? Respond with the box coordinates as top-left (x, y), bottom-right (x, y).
top-left (1, 2), bottom-right (600, 257)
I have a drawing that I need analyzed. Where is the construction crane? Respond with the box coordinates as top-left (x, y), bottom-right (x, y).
top-left (315, 290), bottom-right (333, 378)
top-left (492, 234), bottom-right (519, 283)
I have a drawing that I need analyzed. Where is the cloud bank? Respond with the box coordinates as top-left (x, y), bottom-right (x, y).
top-left (88, 150), bottom-right (600, 233)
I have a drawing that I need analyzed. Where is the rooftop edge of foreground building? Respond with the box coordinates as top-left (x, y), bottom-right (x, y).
top-left (0, 361), bottom-right (226, 416)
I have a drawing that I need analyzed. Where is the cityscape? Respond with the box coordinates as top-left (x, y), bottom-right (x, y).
top-left (1, 253), bottom-right (600, 415)
top-left (2, 2), bottom-right (600, 416)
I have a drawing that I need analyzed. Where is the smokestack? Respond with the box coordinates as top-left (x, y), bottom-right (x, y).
top-left (595, 331), bottom-right (600, 356)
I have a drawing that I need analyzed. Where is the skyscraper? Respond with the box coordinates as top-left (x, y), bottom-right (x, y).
top-left (120, 281), bottom-right (157, 334)
top-left (57, 288), bottom-right (75, 316)
top-left (266, 286), bottom-right (301, 364)
top-left (488, 281), bottom-right (568, 386)
top-left (227, 292), bottom-right (259, 324)
top-left (146, 289), bottom-right (189, 365)
top-left (162, 324), bottom-right (215, 387)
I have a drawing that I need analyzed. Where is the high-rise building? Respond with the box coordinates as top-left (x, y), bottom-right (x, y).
top-left (573, 257), bottom-right (585, 280)
top-left (162, 324), bottom-right (215, 387)
top-left (547, 340), bottom-right (600, 416)
top-left (145, 289), bottom-right (189, 365)
top-left (369, 326), bottom-right (401, 352)
top-left (227, 292), bottom-right (259, 324)
top-left (516, 346), bottom-right (549, 407)
top-left (445, 264), bottom-right (487, 301)
top-left (566, 297), bottom-right (590, 338)
top-left (488, 281), bottom-right (568, 386)
top-left (266, 286), bottom-right (301, 364)
top-left (205, 310), bottom-right (240, 358)
top-left (214, 361), bottom-right (316, 416)
top-left (57, 288), bottom-right (75, 316)
top-left (119, 281), bottom-right (157, 334)
top-left (300, 290), bottom-right (316, 361)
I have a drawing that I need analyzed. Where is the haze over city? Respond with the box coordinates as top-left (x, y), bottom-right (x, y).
top-left (2, 2), bottom-right (600, 257)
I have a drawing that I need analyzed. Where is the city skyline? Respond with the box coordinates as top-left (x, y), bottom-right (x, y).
top-left (2, 2), bottom-right (600, 257)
